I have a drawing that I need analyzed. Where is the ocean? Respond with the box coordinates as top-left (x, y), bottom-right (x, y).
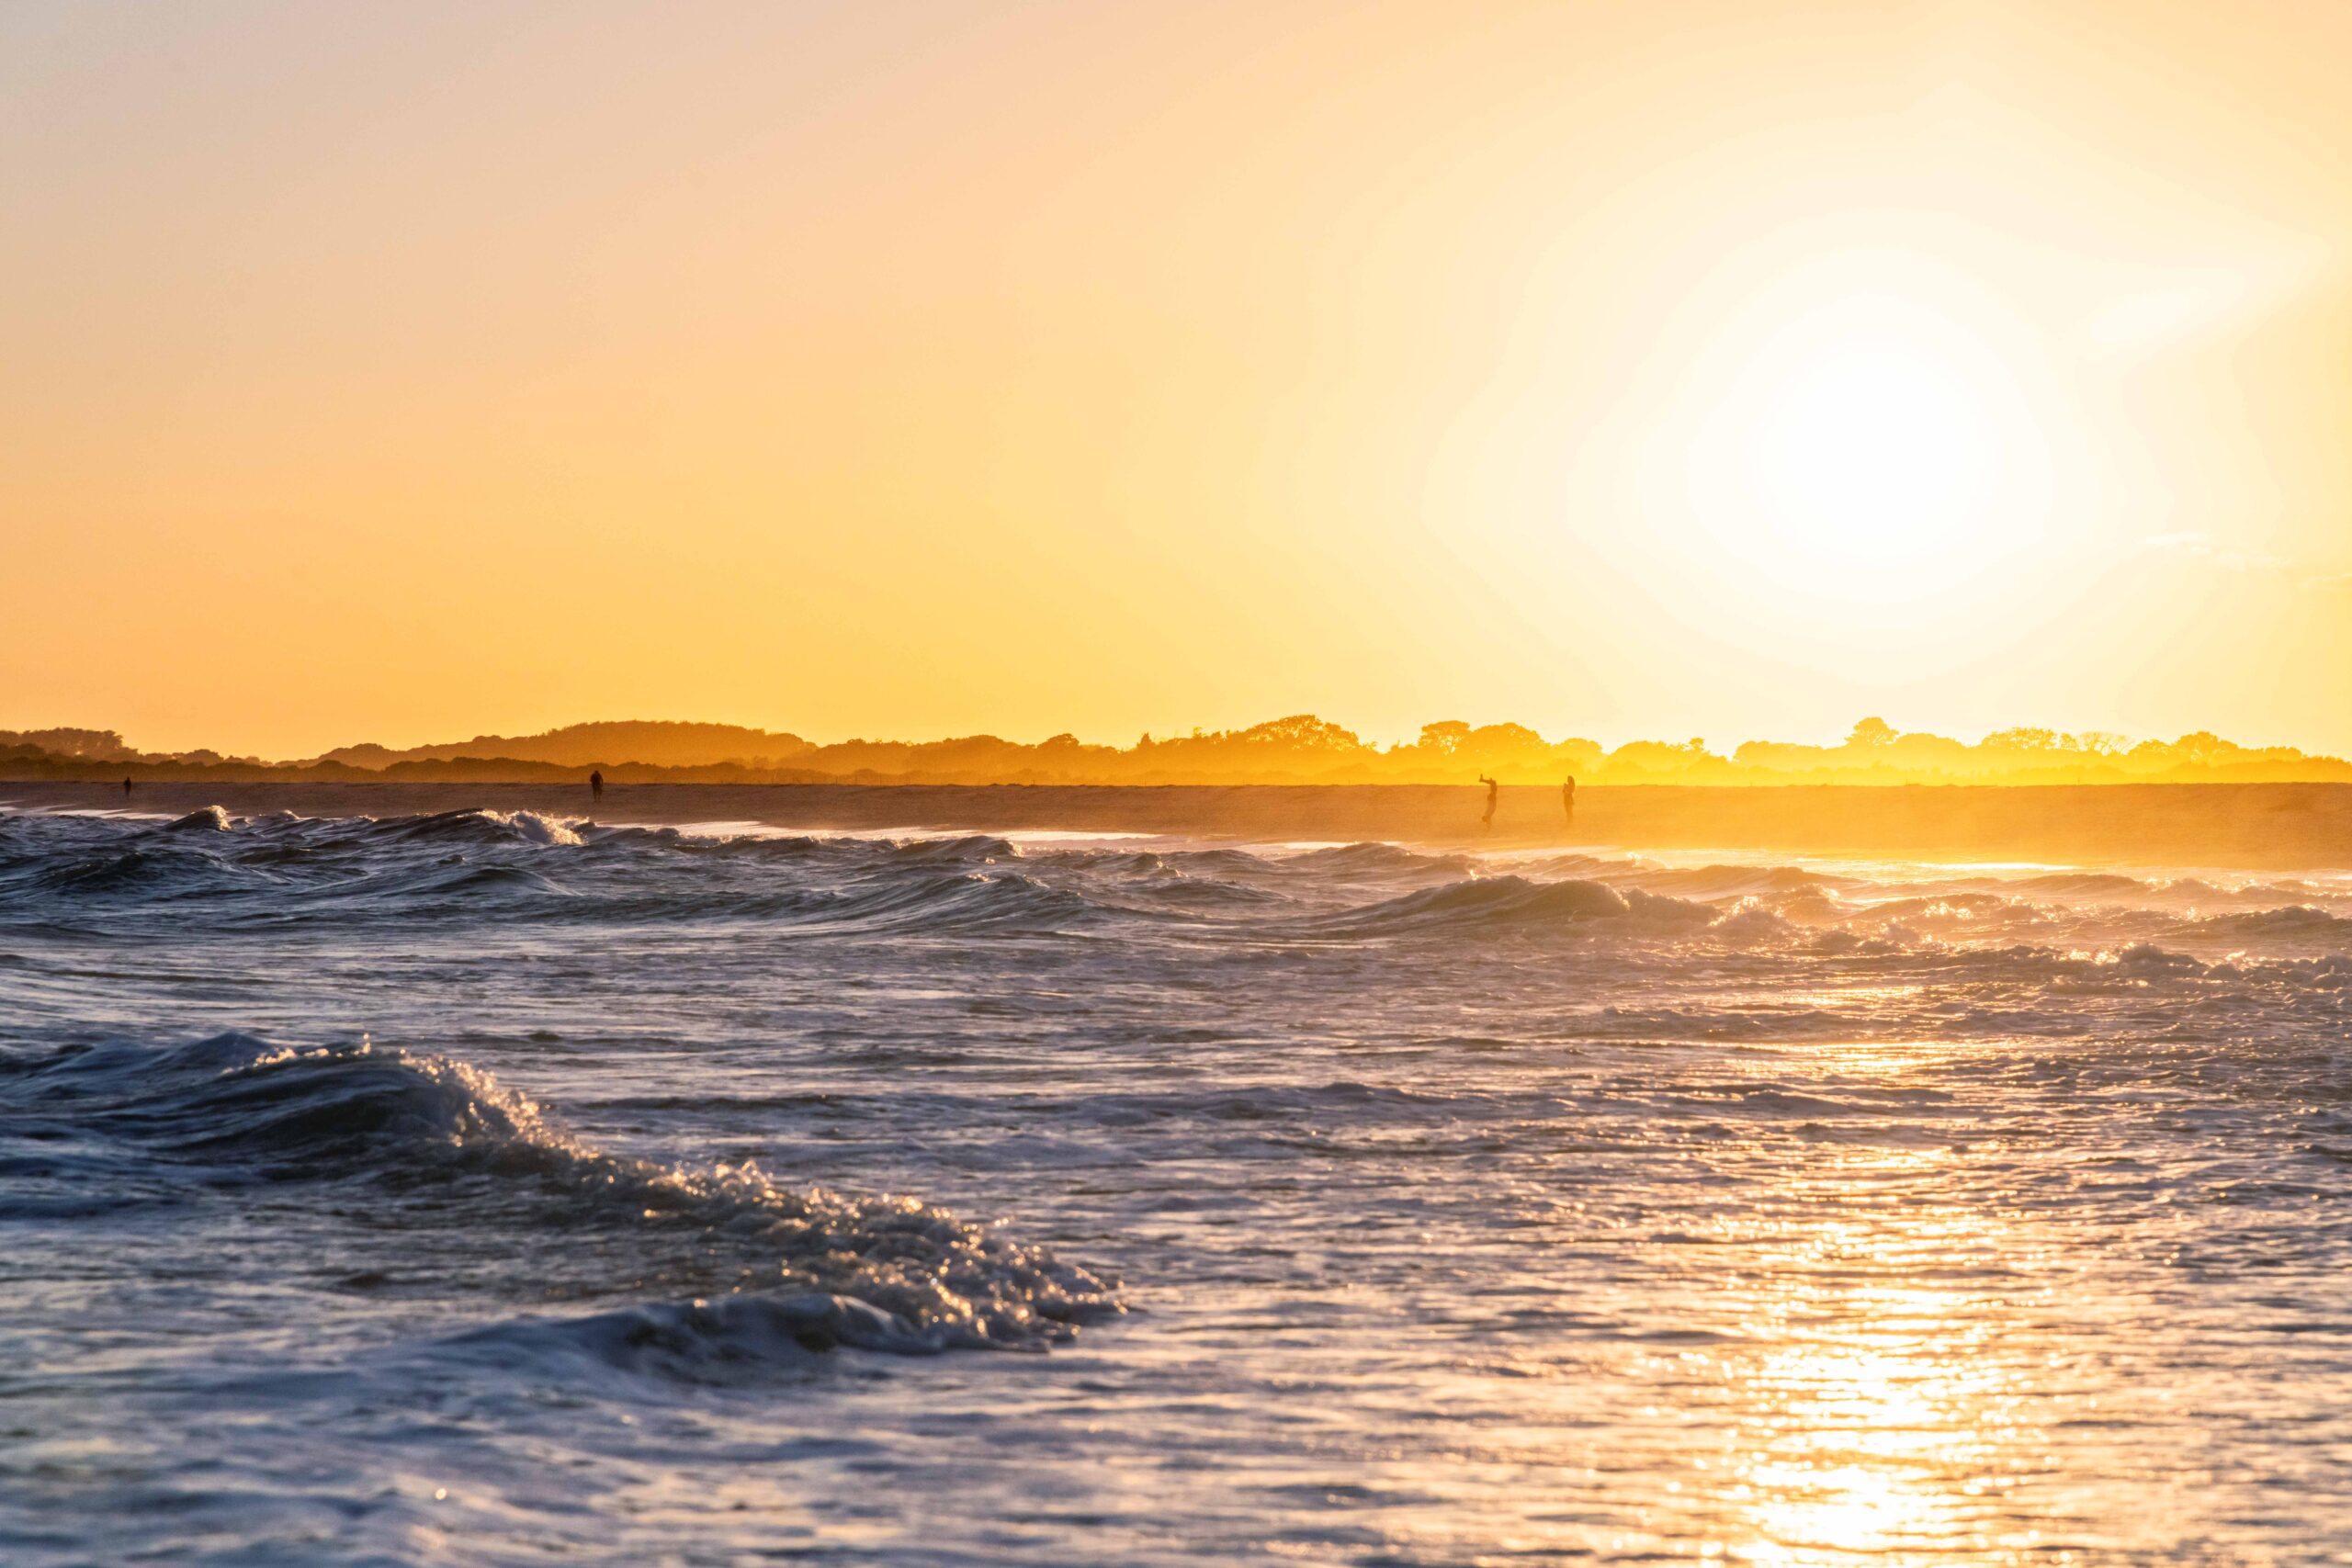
top-left (2, 800), bottom-right (2348, 1564)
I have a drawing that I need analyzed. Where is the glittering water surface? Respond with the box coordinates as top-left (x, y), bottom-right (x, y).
top-left (2, 804), bottom-right (2348, 1565)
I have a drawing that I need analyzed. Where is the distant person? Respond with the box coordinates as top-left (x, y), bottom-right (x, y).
top-left (589, 769), bottom-right (605, 802)
top-left (1478, 774), bottom-right (1498, 832)
top-left (122, 776), bottom-right (132, 798)
top-left (1562, 773), bottom-right (1576, 827)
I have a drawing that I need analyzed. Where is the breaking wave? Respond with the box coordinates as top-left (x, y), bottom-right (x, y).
top-left (1298, 875), bottom-right (1718, 935)
top-left (438, 1290), bottom-right (971, 1371)
top-left (885, 833), bottom-right (1021, 864)
top-left (1, 1033), bottom-right (1120, 1350)
top-left (6, 806), bottom-right (2347, 963)
top-left (2198, 905), bottom-right (2352, 942)
top-left (1617, 863), bottom-right (1839, 900)
top-left (1283, 841), bottom-right (1475, 878)
top-left (372, 807), bottom-right (585, 848)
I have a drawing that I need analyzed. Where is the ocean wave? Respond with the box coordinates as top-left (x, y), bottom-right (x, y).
top-left (1027, 848), bottom-right (1287, 908)
top-left (368, 808), bottom-right (585, 848)
top-left (415, 863), bottom-right (577, 899)
top-left (1118, 872), bottom-right (1289, 909)
top-left (1046, 848), bottom-right (1169, 875)
top-left (438, 1290), bottom-right (983, 1374)
top-left (0, 808), bottom-right (1132, 935)
top-left (7, 807), bottom-right (2343, 960)
top-left (1298, 875), bottom-right (1717, 936)
top-left (1521, 852), bottom-right (1642, 879)
top-left (14, 843), bottom-right (261, 899)
top-left (2008, 872), bottom-right (2155, 900)
top-left (1851, 892), bottom-right (2020, 922)
top-left (2197, 905), bottom-right (2352, 942)
top-left (1283, 841), bottom-right (1475, 878)
top-left (804, 871), bottom-right (1121, 933)
top-left (5, 1033), bottom-right (1119, 1348)
top-left (885, 834), bottom-right (1020, 864)
top-left (1162, 846), bottom-right (1283, 877)
top-left (1620, 863), bottom-right (1839, 900)
top-left (1709, 900), bottom-right (1800, 943)
top-left (1879, 938), bottom-right (2352, 993)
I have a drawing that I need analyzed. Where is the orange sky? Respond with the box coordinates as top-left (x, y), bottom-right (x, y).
top-left (5, 1), bottom-right (2348, 759)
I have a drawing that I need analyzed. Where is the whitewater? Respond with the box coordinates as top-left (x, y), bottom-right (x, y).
top-left (2, 802), bottom-right (2348, 1565)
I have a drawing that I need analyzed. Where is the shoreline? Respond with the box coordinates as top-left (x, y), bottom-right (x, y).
top-left (5, 780), bottom-right (2348, 871)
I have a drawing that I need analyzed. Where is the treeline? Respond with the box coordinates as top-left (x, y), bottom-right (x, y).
top-left (4, 715), bottom-right (2348, 786)
top-left (317, 720), bottom-right (814, 772)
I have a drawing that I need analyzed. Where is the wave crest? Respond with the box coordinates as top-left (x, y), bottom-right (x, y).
top-left (372, 808), bottom-right (584, 848)
top-left (439, 1291), bottom-right (967, 1377)
top-left (1302, 874), bottom-right (1716, 935)
top-left (12, 1033), bottom-right (1121, 1349)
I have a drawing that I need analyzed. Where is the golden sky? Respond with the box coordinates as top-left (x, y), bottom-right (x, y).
top-left (5, 1), bottom-right (2348, 759)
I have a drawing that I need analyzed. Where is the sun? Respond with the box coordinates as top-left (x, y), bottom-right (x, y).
top-left (1741, 336), bottom-right (1998, 570)
top-left (1589, 247), bottom-right (2078, 667)
top-left (1647, 275), bottom-right (2054, 629)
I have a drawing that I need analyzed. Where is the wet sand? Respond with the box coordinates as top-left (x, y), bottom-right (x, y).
top-left (6, 780), bottom-right (2348, 870)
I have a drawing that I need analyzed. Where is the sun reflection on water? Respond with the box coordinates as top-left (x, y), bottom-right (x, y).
top-left (1719, 1147), bottom-right (2060, 1565)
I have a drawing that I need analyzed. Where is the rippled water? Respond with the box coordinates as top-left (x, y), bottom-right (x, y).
top-left (2, 802), bottom-right (2348, 1564)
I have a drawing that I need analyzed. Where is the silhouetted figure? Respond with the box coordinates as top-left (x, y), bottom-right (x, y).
top-left (1562, 774), bottom-right (1576, 826)
top-left (121, 777), bottom-right (132, 798)
top-left (589, 769), bottom-right (605, 802)
top-left (1478, 774), bottom-right (1498, 832)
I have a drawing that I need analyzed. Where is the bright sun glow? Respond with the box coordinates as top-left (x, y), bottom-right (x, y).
top-left (1624, 259), bottom-right (2070, 657)
top-left (1742, 337), bottom-right (1998, 569)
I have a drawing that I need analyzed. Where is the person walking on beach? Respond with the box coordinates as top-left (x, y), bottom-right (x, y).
top-left (121, 777), bottom-right (132, 799)
top-left (589, 769), bottom-right (605, 803)
top-left (1478, 774), bottom-right (1498, 832)
top-left (1561, 773), bottom-right (1576, 827)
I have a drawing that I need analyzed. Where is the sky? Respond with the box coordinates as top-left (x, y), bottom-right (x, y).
top-left (4, 0), bottom-right (2348, 760)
